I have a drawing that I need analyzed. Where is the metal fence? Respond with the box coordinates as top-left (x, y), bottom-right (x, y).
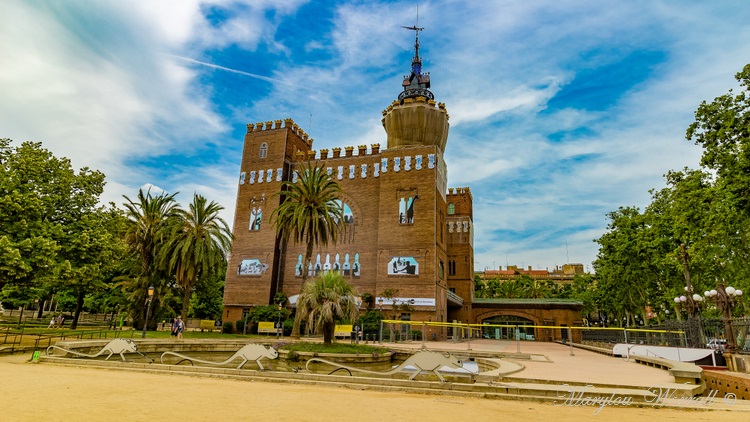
top-left (580, 317), bottom-right (750, 354)
top-left (0, 326), bottom-right (130, 354)
top-left (580, 327), bottom-right (687, 347)
top-left (374, 318), bottom-right (750, 355)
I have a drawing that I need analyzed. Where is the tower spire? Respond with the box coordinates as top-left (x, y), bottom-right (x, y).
top-left (401, 24), bottom-right (423, 75)
top-left (398, 18), bottom-right (432, 102)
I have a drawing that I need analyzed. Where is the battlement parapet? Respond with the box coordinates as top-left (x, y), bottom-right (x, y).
top-left (291, 144), bottom-right (386, 161)
top-left (447, 187), bottom-right (472, 197)
top-left (246, 118), bottom-right (313, 147)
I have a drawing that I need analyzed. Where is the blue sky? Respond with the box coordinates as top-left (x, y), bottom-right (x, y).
top-left (3, 1), bottom-right (750, 272)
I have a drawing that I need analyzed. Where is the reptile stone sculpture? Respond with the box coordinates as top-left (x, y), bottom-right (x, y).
top-left (160, 343), bottom-right (279, 370)
top-left (46, 338), bottom-right (151, 362)
top-left (305, 350), bottom-right (466, 382)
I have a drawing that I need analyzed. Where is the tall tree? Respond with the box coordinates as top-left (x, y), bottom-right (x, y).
top-left (686, 63), bottom-right (750, 288)
top-left (57, 206), bottom-right (126, 329)
top-left (296, 271), bottom-right (359, 345)
top-left (160, 194), bottom-right (232, 320)
top-left (0, 139), bottom-right (108, 323)
top-left (122, 188), bottom-right (179, 329)
top-left (270, 161), bottom-right (344, 337)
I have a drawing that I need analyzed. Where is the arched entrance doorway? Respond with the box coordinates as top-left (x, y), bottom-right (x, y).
top-left (480, 315), bottom-right (535, 340)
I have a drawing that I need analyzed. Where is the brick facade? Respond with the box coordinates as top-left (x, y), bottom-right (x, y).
top-left (222, 99), bottom-right (473, 338)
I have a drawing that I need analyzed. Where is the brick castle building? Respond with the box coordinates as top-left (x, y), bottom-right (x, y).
top-left (223, 29), bottom-right (581, 341)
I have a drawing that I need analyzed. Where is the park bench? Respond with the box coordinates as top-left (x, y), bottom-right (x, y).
top-left (258, 322), bottom-right (280, 335)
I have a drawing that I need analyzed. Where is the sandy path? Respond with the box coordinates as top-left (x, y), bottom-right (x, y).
top-left (0, 353), bottom-right (740, 422)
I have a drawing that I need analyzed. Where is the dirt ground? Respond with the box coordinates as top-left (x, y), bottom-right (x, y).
top-left (0, 352), bottom-right (742, 422)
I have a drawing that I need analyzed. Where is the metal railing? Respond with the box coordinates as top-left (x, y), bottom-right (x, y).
top-left (32, 329), bottom-right (132, 354)
top-left (0, 325), bottom-right (133, 354)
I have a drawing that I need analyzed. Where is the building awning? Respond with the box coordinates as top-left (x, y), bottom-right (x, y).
top-left (447, 290), bottom-right (464, 307)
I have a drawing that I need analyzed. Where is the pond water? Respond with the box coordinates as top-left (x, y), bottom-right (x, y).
top-left (55, 350), bottom-right (481, 382)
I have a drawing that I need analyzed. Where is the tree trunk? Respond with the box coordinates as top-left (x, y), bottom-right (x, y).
top-left (290, 241), bottom-right (314, 338)
top-left (323, 320), bottom-right (334, 345)
top-left (17, 305), bottom-right (24, 328)
top-left (70, 290), bottom-right (84, 330)
top-left (36, 299), bottom-right (45, 319)
top-left (182, 283), bottom-right (190, 321)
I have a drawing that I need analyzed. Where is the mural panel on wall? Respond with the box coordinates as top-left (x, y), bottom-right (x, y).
top-left (387, 257), bottom-right (419, 275)
top-left (334, 200), bottom-right (356, 242)
top-left (295, 252), bottom-right (360, 278)
top-left (294, 254), bottom-right (303, 276)
top-left (249, 207), bottom-right (262, 231)
top-left (238, 259), bottom-right (268, 276)
top-left (398, 194), bottom-right (417, 224)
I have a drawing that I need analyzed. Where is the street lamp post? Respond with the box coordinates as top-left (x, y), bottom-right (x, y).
top-left (378, 298), bottom-right (384, 344)
top-left (276, 304), bottom-right (283, 339)
top-left (704, 284), bottom-right (743, 351)
top-left (674, 286), bottom-right (705, 348)
top-left (141, 286), bottom-right (154, 339)
top-left (674, 286), bottom-right (704, 317)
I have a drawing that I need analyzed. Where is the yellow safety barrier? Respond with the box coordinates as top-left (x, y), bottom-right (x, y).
top-left (378, 320), bottom-right (683, 334)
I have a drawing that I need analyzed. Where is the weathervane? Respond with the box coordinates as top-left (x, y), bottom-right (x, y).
top-left (402, 6), bottom-right (424, 76)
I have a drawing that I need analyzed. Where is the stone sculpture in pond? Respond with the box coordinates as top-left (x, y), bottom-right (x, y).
top-left (46, 338), bottom-right (151, 362)
top-left (160, 343), bottom-right (278, 370)
top-left (305, 350), bottom-right (466, 382)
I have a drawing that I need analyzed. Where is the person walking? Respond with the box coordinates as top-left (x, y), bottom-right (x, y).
top-left (48, 316), bottom-right (55, 328)
top-left (176, 316), bottom-right (184, 339)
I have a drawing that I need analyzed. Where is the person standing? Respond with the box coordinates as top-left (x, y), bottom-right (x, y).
top-left (48, 316), bottom-right (55, 328)
top-left (176, 316), bottom-right (184, 339)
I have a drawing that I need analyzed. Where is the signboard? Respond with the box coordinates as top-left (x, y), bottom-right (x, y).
top-left (334, 325), bottom-right (353, 337)
top-left (199, 320), bottom-right (216, 330)
top-left (376, 297), bottom-right (436, 307)
top-left (258, 321), bottom-right (276, 334)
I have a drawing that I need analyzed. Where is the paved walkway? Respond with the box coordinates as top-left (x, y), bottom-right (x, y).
top-left (381, 339), bottom-right (677, 387)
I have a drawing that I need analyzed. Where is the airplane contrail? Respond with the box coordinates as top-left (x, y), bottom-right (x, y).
top-left (171, 55), bottom-right (318, 92)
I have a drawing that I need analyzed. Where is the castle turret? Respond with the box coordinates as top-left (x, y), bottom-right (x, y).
top-left (382, 26), bottom-right (449, 153)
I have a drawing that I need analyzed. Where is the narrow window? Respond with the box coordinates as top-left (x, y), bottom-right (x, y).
top-left (259, 142), bottom-right (268, 158)
top-left (447, 203), bottom-right (455, 215)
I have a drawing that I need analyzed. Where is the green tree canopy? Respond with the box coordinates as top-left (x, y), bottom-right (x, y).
top-left (160, 193), bottom-right (232, 320)
top-left (0, 139), bottom-right (119, 327)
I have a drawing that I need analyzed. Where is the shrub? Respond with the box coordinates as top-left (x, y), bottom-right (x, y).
top-left (282, 319), bottom-right (293, 336)
top-left (286, 350), bottom-right (300, 362)
top-left (235, 318), bottom-right (256, 333)
top-left (222, 321), bottom-right (233, 334)
top-left (410, 330), bottom-right (422, 341)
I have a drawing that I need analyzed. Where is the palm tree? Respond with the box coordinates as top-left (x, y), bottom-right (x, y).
top-left (122, 188), bottom-right (179, 328)
top-left (271, 160), bottom-right (344, 337)
top-left (497, 280), bottom-right (525, 299)
top-left (297, 271), bottom-right (359, 345)
top-left (520, 276), bottom-right (552, 299)
top-left (160, 194), bottom-right (233, 320)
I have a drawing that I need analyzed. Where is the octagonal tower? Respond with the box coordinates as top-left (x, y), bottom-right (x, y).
top-left (382, 26), bottom-right (449, 153)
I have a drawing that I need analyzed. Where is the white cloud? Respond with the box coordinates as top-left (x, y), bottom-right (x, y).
top-left (4, 0), bottom-right (750, 273)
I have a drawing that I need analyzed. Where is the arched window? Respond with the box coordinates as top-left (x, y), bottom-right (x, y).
top-left (447, 203), bottom-right (455, 215)
top-left (259, 143), bottom-right (268, 158)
